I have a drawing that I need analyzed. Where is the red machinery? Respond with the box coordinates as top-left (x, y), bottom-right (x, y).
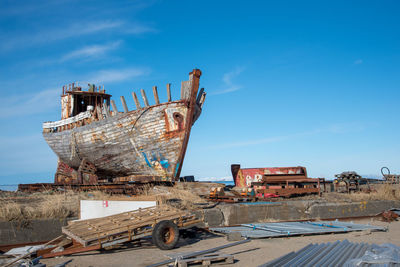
top-left (231, 164), bottom-right (324, 197)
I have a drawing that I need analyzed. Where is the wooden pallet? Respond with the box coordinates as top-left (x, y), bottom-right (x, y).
top-left (175, 253), bottom-right (234, 267)
top-left (62, 205), bottom-right (198, 247)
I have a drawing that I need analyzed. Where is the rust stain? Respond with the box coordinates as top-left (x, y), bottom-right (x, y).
top-left (91, 133), bottom-right (104, 142)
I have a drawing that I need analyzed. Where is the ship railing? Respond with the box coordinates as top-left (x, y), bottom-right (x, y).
top-left (43, 110), bottom-right (92, 129)
top-left (63, 82), bottom-right (105, 94)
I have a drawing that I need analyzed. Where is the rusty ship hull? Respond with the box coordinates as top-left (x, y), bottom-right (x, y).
top-left (41, 69), bottom-right (205, 185)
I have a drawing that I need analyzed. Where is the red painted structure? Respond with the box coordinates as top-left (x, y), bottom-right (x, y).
top-left (231, 164), bottom-right (323, 197)
top-left (231, 164), bottom-right (307, 188)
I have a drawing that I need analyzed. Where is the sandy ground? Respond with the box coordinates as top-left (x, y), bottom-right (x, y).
top-left (40, 218), bottom-right (400, 267)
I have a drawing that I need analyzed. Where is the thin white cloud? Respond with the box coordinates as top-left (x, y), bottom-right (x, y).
top-left (0, 21), bottom-right (155, 51)
top-left (0, 21), bottom-right (122, 51)
top-left (0, 88), bottom-right (60, 118)
top-left (0, 67), bottom-right (149, 118)
top-left (208, 123), bottom-right (368, 150)
top-left (209, 130), bottom-right (320, 150)
top-left (88, 67), bottom-right (150, 84)
top-left (61, 41), bottom-right (122, 62)
top-left (60, 20), bottom-right (123, 38)
top-left (211, 67), bottom-right (245, 95)
top-left (354, 59), bottom-right (363, 65)
top-left (124, 24), bottom-right (158, 34)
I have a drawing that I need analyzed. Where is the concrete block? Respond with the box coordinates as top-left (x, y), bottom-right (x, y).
top-left (226, 232), bottom-right (243, 241)
top-left (203, 209), bottom-right (224, 227)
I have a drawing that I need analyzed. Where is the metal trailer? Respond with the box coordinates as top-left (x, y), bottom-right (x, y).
top-left (35, 206), bottom-right (200, 258)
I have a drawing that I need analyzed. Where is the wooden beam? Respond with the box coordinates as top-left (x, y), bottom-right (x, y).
top-left (42, 244), bottom-right (101, 259)
top-left (196, 88), bottom-right (204, 103)
top-left (120, 96), bottom-right (129, 113)
top-left (152, 86), bottom-right (160, 105)
top-left (141, 89), bottom-right (149, 107)
top-left (103, 103), bottom-right (111, 117)
top-left (96, 106), bottom-right (103, 120)
top-left (110, 100), bottom-right (118, 115)
top-left (199, 92), bottom-right (206, 108)
top-left (167, 83), bottom-right (172, 102)
top-left (131, 92), bottom-right (141, 109)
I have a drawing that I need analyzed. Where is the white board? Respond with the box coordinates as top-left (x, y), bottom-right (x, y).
top-left (80, 200), bottom-right (156, 220)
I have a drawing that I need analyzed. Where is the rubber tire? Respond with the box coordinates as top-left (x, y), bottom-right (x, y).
top-left (152, 220), bottom-right (179, 250)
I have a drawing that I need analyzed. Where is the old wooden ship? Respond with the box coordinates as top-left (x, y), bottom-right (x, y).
top-left (40, 69), bottom-right (206, 186)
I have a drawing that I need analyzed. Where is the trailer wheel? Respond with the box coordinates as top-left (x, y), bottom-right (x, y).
top-left (152, 220), bottom-right (179, 250)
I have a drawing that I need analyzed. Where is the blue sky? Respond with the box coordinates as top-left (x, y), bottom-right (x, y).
top-left (0, 0), bottom-right (399, 184)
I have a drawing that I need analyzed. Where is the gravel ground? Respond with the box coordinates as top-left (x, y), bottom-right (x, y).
top-left (40, 218), bottom-right (400, 267)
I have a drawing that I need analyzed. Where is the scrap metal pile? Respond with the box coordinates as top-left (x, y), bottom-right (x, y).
top-left (333, 171), bottom-right (370, 193)
top-left (210, 220), bottom-right (386, 239)
top-left (382, 167), bottom-right (400, 184)
top-left (260, 240), bottom-right (400, 267)
top-left (230, 164), bottom-right (325, 199)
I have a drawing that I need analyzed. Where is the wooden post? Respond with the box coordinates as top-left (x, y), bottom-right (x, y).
top-left (152, 86), bottom-right (160, 105)
top-left (180, 81), bottom-right (184, 99)
top-left (110, 100), bottom-right (118, 115)
top-left (167, 83), bottom-right (172, 102)
top-left (120, 96), bottom-right (129, 113)
top-left (103, 103), bottom-right (111, 118)
top-left (196, 88), bottom-right (204, 103)
top-left (132, 92), bottom-right (141, 109)
top-left (199, 92), bottom-right (206, 108)
top-left (96, 106), bottom-right (103, 120)
top-left (141, 89), bottom-right (149, 107)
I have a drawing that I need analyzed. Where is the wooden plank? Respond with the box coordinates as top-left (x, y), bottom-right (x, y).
top-left (80, 213), bottom-right (193, 242)
top-left (41, 243), bottom-right (101, 258)
top-left (110, 100), bottom-right (118, 114)
top-left (199, 92), bottom-right (206, 108)
top-left (152, 86), bottom-right (160, 105)
top-left (72, 209), bottom-right (188, 232)
top-left (63, 206), bottom-right (172, 232)
top-left (131, 92), bottom-right (141, 109)
top-left (196, 88), bottom-right (204, 103)
top-left (180, 80), bottom-right (192, 100)
top-left (177, 253), bottom-right (234, 266)
top-left (167, 83), bottom-right (172, 102)
top-left (120, 96), bottom-right (129, 113)
top-left (141, 89), bottom-right (149, 106)
top-left (103, 103), bottom-right (110, 117)
top-left (81, 216), bottom-right (196, 246)
top-left (62, 228), bottom-right (88, 246)
top-left (72, 212), bottom-right (191, 242)
top-left (96, 106), bottom-right (103, 120)
top-left (62, 206), bottom-right (195, 246)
